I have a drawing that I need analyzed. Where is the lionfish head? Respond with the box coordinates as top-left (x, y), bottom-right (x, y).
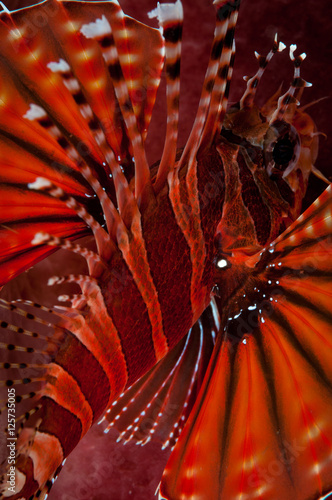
top-left (215, 38), bottom-right (328, 257)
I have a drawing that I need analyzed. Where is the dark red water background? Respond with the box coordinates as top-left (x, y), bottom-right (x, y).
top-left (1, 1), bottom-right (332, 499)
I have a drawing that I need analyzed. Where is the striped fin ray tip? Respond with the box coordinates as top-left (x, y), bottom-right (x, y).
top-left (270, 43), bottom-right (312, 124)
top-left (179, 0), bottom-right (240, 160)
top-left (148, 0), bottom-right (183, 23)
top-left (150, 0), bottom-right (183, 191)
top-left (28, 176), bottom-right (113, 261)
top-left (240, 33), bottom-right (286, 109)
top-left (275, 33), bottom-right (286, 52)
top-left (31, 232), bottom-right (105, 277)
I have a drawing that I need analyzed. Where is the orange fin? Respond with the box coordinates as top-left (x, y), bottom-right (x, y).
top-left (159, 185), bottom-right (332, 500)
top-left (0, 0), bottom-right (164, 288)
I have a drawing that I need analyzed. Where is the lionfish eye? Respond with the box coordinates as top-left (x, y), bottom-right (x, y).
top-left (264, 120), bottom-right (300, 175)
top-left (272, 135), bottom-right (295, 166)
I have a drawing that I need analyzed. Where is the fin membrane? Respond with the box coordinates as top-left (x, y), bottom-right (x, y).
top-left (159, 185), bottom-right (332, 500)
top-left (0, 0), bottom-right (164, 288)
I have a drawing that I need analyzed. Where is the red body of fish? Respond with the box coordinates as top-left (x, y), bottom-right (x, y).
top-left (0, 1), bottom-right (331, 500)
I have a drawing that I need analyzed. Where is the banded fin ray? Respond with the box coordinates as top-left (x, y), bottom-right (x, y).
top-left (0, 0), bottom-right (164, 288)
top-left (150, 0), bottom-right (183, 192)
top-left (159, 185), bottom-right (332, 500)
top-left (102, 301), bottom-right (219, 448)
top-left (0, 273), bottom-right (127, 498)
top-left (178, 0), bottom-right (239, 164)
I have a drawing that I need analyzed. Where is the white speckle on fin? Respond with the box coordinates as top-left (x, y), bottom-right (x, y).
top-left (28, 177), bottom-right (52, 190)
top-left (48, 276), bottom-right (59, 286)
top-left (278, 41), bottom-right (286, 52)
top-left (31, 232), bottom-right (49, 245)
top-left (47, 58), bottom-right (71, 73)
top-left (80, 15), bottom-right (111, 39)
top-left (58, 295), bottom-right (70, 302)
top-left (23, 103), bottom-right (47, 120)
top-left (63, 78), bottom-right (80, 92)
top-left (148, 0), bottom-right (183, 25)
top-left (273, 33), bottom-right (286, 52)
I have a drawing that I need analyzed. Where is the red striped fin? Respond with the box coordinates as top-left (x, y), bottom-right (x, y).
top-left (77, 1), bottom-right (158, 204)
top-left (24, 100), bottom-right (82, 164)
top-left (28, 177), bottom-right (114, 261)
top-left (73, 0), bottom-right (164, 144)
top-left (164, 0), bottom-right (241, 322)
top-left (270, 44), bottom-right (311, 125)
top-left (102, 300), bottom-right (218, 448)
top-left (178, 0), bottom-right (240, 163)
top-left (0, 277), bottom-right (127, 497)
top-left (240, 34), bottom-right (286, 109)
top-left (0, 4), bottom-right (107, 168)
top-left (0, 0), bottom-right (164, 289)
top-left (159, 185), bottom-right (332, 499)
top-left (150, 0), bottom-right (183, 192)
top-left (46, 5), bottom-right (129, 171)
top-left (0, 77), bottom-right (93, 287)
top-left (45, 57), bottom-right (117, 167)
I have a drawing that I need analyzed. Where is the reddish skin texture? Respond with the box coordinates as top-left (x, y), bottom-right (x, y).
top-left (1, 1), bottom-right (331, 499)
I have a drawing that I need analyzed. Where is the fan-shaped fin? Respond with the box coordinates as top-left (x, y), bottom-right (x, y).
top-left (0, 0), bottom-right (165, 288)
top-left (71, 0), bottom-right (163, 202)
top-left (0, 299), bottom-right (66, 439)
top-left (69, 0), bottom-right (165, 142)
top-left (159, 185), bottom-right (332, 499)
top-left (0, 6), bottom-right (109, 169)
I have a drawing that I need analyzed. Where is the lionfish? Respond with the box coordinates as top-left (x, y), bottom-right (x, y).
top-left (0, 0), bottom-right (331, 499)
